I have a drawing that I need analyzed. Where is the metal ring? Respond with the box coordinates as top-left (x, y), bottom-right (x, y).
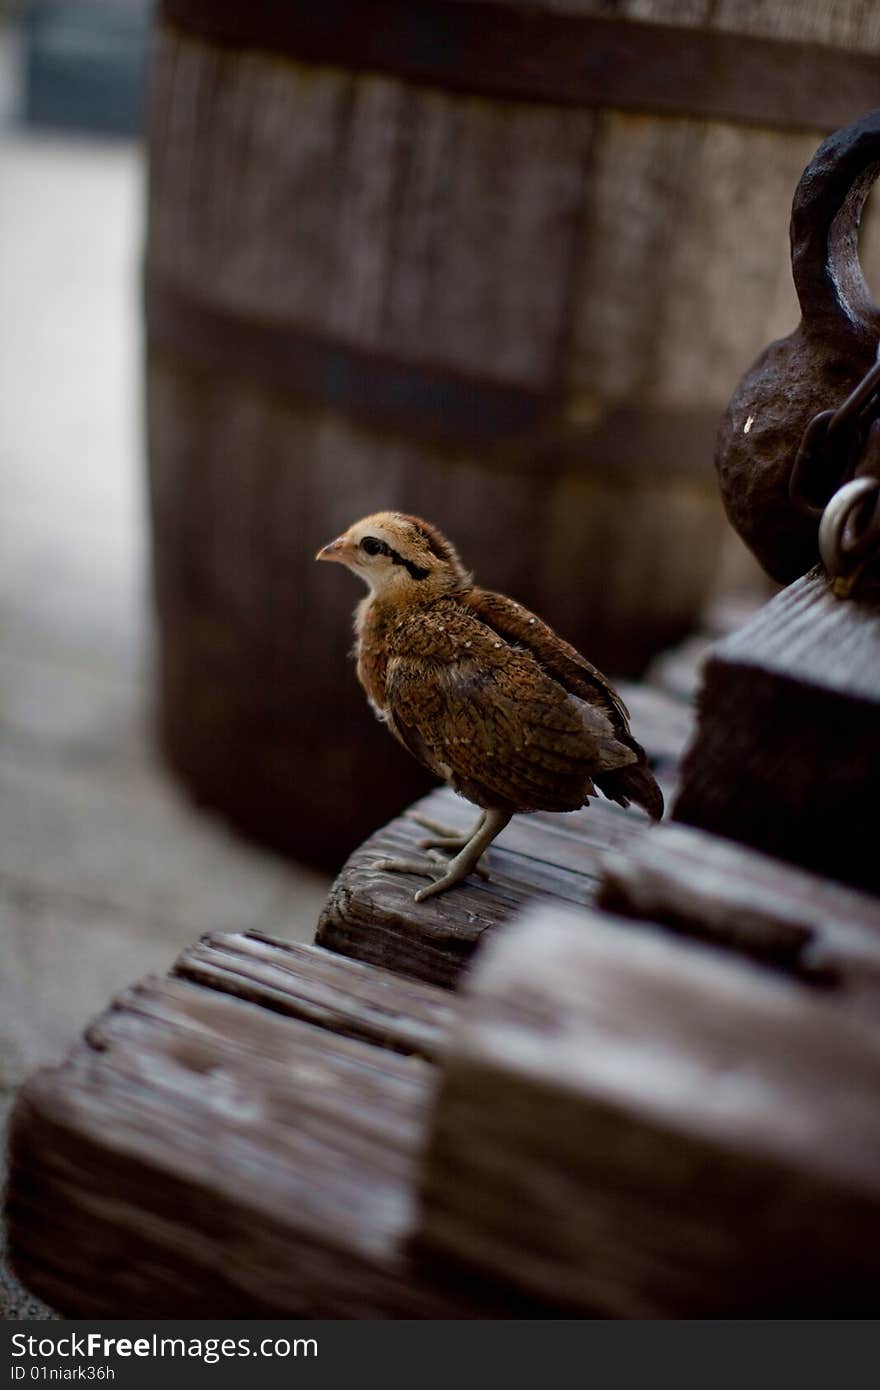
top-left (818, 476), bottom-right (880, 580)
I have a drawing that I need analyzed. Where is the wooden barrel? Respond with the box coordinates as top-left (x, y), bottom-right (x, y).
top-left (145, 0), bottom-right (880, 869)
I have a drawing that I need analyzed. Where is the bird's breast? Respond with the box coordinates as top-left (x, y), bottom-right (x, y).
top-left (355, 640), bottom-right (388, 713)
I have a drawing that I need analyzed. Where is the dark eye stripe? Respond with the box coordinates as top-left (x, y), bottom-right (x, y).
top-left (392, 549), bottom-right (430, 581)
top-left (360, 535), bottom-right (429, 580)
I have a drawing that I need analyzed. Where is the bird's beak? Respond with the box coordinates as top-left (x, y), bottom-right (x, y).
top-left (315, 535), bottom-right (355, 564)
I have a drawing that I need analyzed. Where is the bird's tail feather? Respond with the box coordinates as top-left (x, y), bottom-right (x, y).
top-left (596, 761), bottom-right (664, 820)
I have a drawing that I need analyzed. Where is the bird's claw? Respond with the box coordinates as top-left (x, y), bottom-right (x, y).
top-left (373, 850), bottom-right (490, 899)
top-left (414, 875), bottom-right (459, 903)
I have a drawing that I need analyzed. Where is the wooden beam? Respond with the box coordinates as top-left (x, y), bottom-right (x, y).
top-left (674, 569), bottom-right (880, 893)
top-left (598, 821), bottom-right (880, 1014)
top-left (418, 904), bottom-right (880, 1316)
top-left (174, 932), bottom-right (455, 1060)
top-left (6, 937), bottom-right (536, 1317)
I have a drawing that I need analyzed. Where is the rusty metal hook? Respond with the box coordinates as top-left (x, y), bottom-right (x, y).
top-left (789, 341), bottom-right (880, 518)
top-left (790, 118), bottom-right (880, 346)
top-left (717, 109), bottom-right (880, 583)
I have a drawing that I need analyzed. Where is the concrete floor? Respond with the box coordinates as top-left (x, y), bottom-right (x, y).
top-left (0, 131), bottom-right (332, 1317)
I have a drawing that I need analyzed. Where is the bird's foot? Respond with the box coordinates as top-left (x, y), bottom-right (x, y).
top-left (376, 809), bottom-right (510, 903)
top-left (373, 851), bottom-right (467, 901)
top-left (406, 810), bottom-right (485, 854)
top-left (374, 849), bottom-right (489, 897)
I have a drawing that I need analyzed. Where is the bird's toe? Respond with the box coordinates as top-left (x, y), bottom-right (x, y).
top-left (407, 812), bottom-right (466, 841)
top-left (417, 833), bottom-right (469, 851)
top-left (374, 854), bottom-right (436, 875)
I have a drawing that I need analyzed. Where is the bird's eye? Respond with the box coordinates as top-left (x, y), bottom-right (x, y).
top-left (360, 536), bottom-right (383, 557)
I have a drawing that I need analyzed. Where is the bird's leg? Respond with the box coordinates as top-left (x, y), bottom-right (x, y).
top-left (407, 809), bottom-right (485, 852)
top-left (414, 809), bottom-right (510, 902)
top-left (402, 810), bottom-right (490, 878)
top-left (375, 810), bottom-right (511, 903)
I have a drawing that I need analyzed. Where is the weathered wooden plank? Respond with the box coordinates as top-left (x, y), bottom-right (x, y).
top-left (701, 566), bottom-right (880, 694)
top-left (599, 821), bottom-right (880, 1010)
top-left (315, 785), bottom-right (653, 988)
top-left (7, 968), bottom-right (533, 1317)
top-left (174, 932), bottom-right (455, 1060)
top-left (674, 569), bottom-right (880, 893)
top-left (418, 903), bottom-right (880, 1316)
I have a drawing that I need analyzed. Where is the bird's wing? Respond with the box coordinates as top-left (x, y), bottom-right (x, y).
top-left (385, 609), bottom-right (634, 814)
top-left (461, 590), bottom-right (664, 820)
top-left (464, 587), bottom-right (633, 735)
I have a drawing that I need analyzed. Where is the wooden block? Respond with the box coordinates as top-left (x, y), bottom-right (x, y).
top-left (418, 904), bottom-right (880, 1316)
top-left (6, 934), bottom-right (539, 1317)
top-left (174, 931), bottom-right (455, 1060)
top-left (316, 785), bottom-right (653, 988)
top-left (674, 569), bottom-right (880, 893)
top-left (598, 822), bottom-right (880, 1014)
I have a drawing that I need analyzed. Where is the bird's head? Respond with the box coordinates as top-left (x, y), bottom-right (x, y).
top-left (315, 512), bottom-right (470, 600)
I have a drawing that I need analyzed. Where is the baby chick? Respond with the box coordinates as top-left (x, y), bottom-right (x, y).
top-left (317, 512), bottom-right (663, 901)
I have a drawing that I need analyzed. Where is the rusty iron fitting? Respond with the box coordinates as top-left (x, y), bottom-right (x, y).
top-left (790, 344), bottom-right (880, 518)
top-left (818, 470), bottom-right (880, 597)
top-left (715, 109), bottom-right (880, 584)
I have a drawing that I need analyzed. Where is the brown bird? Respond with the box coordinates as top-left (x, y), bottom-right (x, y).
top-left (317, 512), bottom-right (663, 901)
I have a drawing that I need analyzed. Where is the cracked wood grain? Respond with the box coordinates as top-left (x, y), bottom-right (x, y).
top-left (599, 820), bottom-right (880, 1007)
top-left (674, 570), bottom-right (880, 893)
top-left (418, 903), bottom-right (880, 1316)
top-left (7, 955), bottom-right (533, 1317)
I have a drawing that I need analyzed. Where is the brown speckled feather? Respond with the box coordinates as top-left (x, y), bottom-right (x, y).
top-left (378, 598), bottom-right (639, 816)
top-left (464, 587), bottom-right (663, 818)
top-left (465, 588), bottom-right (631, 730)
